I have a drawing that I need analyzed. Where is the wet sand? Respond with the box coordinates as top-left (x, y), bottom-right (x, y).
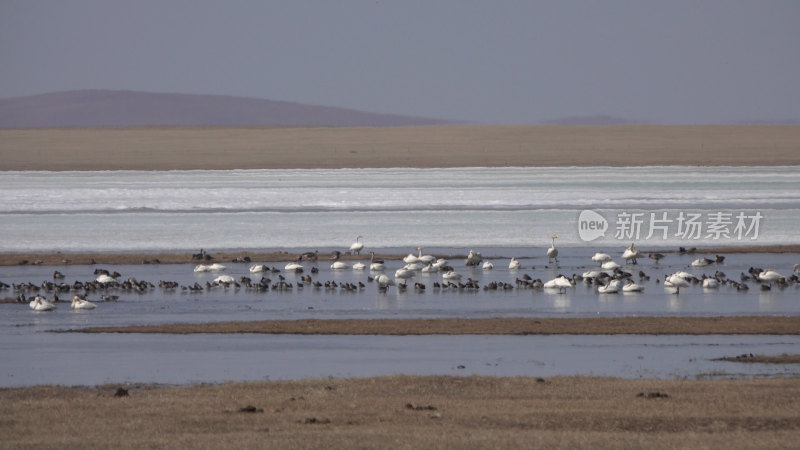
top-left (73, 316), bottom-right (800, 336)
top-left (2, 125), bottom-right (800, 170)
top-left (2, 375), bottom-right (799, 448)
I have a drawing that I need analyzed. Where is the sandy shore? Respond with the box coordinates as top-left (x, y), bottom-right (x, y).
top-left (2, 125), bottom-right (800, 170)
top-left (71, 316), bottom-right (800, 336)
top-left (2, 375), bottom-right (799, 448)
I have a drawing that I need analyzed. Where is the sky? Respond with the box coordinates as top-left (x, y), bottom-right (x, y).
top-left (1, 1), bottom-right (798, 124)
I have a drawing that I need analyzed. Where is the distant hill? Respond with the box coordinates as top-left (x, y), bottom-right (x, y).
top-left (0, 90), bottom-right (452, 128)
top-left (541, 114), bottom-right (641, 125)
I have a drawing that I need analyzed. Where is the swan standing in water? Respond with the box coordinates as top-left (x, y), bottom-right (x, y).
top-left (621, 243), bottom-right (640, 264)
top-left (547, 234), bottom-right (559, 263)
top-left (665, 273), bottom-right (691, 294)
top-left (374, 273), bottom-right (395, 288)
top-left (591, 253), bottom-right (612, 264)
top-left (395, 268), bottom-right (415, 281)
top-left (543, 275), bottom-right (572, 294)
top-left (482, 261), bottom-right (494, 270)
top-left (349, 235), bottom-right (364, 255)
top-left (508, 257), bottom-right (521, 270)
top-left (71, 295), bottom-right (97, 310)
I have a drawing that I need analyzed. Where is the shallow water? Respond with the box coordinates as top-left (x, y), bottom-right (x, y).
top-left (1, 247), bottom-right (798, 386)
top-left (2, 333), bottom-right (799, 387)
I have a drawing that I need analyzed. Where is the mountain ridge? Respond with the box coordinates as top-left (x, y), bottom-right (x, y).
top-left (0, 90), bottom-right (453, 128)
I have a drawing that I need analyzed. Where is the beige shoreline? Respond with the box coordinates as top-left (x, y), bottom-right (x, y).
top-left (2, 125), bottom-right (800, 170)
top-left (72, 316), bottom-right (800, 336)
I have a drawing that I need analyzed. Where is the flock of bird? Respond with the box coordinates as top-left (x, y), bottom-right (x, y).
top-left (3, 235), bottom-right (800, 311)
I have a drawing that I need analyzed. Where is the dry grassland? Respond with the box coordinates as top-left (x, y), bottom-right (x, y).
top-left (1, 375), bottom-right (799, 449)
top-left (1, 125), bottom-right (799, 170)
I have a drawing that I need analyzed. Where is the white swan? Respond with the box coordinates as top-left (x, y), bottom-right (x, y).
top-left (375, 273), bottom-right (395, 287)
top-left (465, 250), bottom-right (482, 266)
top-left (543, 275), bottom-right (572, 293)
top-left (349, 235), bottom-right (364, 255)
top-left (416, 247), bottom-right (436, 264)
top-left (442, 271), bottom-right (462, 281)
top-left (403, 252), bottom-right (420, 264)
top-left (71, 295), bottom-right (97, 310)
top-left (213, 275), bottom-right (235, 283)
top-left (421, 263), bottom-right (439, 273)
top-left (29, 296), bottom-right (56, 311)
top-left (249, 264), bottom-right (269, 273)
top-left (395, 268), bottom-right (415, 280)
top-left (194, 263), bottom-right (226, 272)
top-left (331, 261), bottom-right (351, 270)
top-left (758, 269), bottom-right (784, 287)
top-left (352, 262), bottom-right (366, 270)
top-left (547, 234), bottom-right (558, 263)
top-left (601, 260), bottom-right (620, 271)
top-left (702, 278), bottom-right (720, 289)
top-left (665, 273), bottom-right (691, 294)
top-left (508, 257), bottom-right (521, 270)
top-left (622, 280), bottom-right (644, 292)
top-left (482, 261), bottom-right (494, 270)
top-left (691, 257), bottom-right (714, 267)
top-left (582, 269), bottom-right (603, 279)
top-left (284, 262), bottom-right (303, 271)
top-left (432, 258), bottom-right (449, 269)
top-left (404, 262), bottom-right (426, 271)
top-left (591, 252), bottom-right (612, 264)
top-left (597, 281), bottom-right (619, 294)
top-left (96, 274), bottom-right (115, 283)
top-left (369, 252), bottom-right (385, 272)
top-left (621, 243), bottom-right (640, 264)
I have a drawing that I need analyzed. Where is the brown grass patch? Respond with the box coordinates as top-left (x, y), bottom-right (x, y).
top-left (1, 375), bottom-right (799, 448)
top-left (70, 316), bottom-right (800, 336)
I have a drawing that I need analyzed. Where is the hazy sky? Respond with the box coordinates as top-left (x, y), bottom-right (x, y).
top-left (1, 1), bottom-right (798, 124)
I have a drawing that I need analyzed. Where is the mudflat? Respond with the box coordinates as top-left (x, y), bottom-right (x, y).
top-left (73, 316), bottom-right (800, 336)
top-left (2, 125), bottom-right (799, 170)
